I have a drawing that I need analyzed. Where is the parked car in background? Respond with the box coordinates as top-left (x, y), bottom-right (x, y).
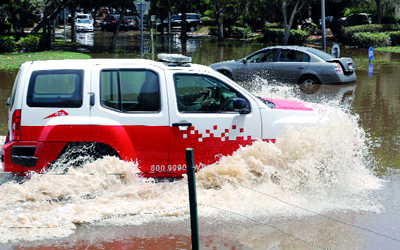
top-left (100, 14), bottom-right (128, 31)
top-left (344, 13), bottom-right (372, 26)
top-left (157, 13), bottom-right (202, 32)
top-left (76, 13), bottom-right (94, 24)
top-left (76, 18), bottom-right (94, 32)
top-left (123, 16), bottom-right (140, 30)
top-left (209, 46), bottom-right (357, 91)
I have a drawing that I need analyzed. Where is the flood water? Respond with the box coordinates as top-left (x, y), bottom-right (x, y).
top-left (1, 30), bottom-right (400, 249)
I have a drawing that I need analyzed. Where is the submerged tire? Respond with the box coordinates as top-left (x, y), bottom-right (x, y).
top-left (299, 75), bottom-right (321, 94)
top-left (50, 142), bottom-right (120, 172)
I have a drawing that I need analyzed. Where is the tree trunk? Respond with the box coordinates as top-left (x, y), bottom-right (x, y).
top-left (282, 0), bottom-right (303, 45)
top-left (376, 0), bottom-right (381, 24)
top-left (216, 11), bottom-right (224, 42)
top-left (110, 6), bottom-right (127, 50)
top-left (31, 0), bottom-right (72, 34)
top-left (180, 1), bottom-right (187, 45)
top-left (70, 4), bottom-right (77, 42)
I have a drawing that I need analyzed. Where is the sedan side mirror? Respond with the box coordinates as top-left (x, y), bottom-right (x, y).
top-left (233, 98), bottom-right (250, 114)
top-left (242, 58), bottom-right (247, 64)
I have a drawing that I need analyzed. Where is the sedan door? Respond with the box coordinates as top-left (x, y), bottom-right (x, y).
top-left (235, 48), bottom-right (278, 82)
top-left (272, 49), bottom-right (310, 83)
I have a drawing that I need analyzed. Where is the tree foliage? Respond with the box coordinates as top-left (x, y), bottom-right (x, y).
top-left (0, 0), bottom-right (399, 46)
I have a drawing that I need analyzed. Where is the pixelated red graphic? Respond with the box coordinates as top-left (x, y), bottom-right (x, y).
top-left (232, 125), bottom-right (237, 129)
top-left (213, 125), bottom-right (218, 130)
top-left (44, 110), bottom-right (69, 120)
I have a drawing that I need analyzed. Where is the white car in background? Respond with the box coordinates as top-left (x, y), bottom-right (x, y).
top-left (76, 13), bottom-right (94, 24)
top-left (76, 18), bottom-right (94, 32)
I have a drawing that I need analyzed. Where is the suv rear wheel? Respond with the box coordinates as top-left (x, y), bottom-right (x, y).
top-left (50, 142), bottom-right (120, 172)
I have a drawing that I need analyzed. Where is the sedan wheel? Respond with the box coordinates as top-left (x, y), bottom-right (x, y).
top-left (299, 75), bottom-right (321, 94)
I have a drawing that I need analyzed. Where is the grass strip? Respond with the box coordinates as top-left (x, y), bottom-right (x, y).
top-left (0, 51), bottom-right (91, 70)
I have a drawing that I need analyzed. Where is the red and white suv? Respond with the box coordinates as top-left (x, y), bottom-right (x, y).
top-left (1, 54), bottom-right (316, 178)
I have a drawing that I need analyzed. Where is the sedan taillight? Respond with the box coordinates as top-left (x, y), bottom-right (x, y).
top-left (11, 109), bottom-right (21, 141)
top-left (335, 63), bottom-right (343, 74)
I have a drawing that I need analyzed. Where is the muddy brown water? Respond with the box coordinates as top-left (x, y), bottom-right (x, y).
top-left (1, 30), bottom-right (400, 249)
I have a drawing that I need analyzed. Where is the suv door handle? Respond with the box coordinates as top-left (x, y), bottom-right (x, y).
top-left (90, 92), bottom-right (95, 106)
top-left (172, 122), bottom-right (192, 127)
top-left (298, 66), bottom-right (305, 69)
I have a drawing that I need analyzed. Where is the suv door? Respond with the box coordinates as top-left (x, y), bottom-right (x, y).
top-left (90, 65), bottom-right (169, 175)
top-left (166, 71), bottom-right (262, 174)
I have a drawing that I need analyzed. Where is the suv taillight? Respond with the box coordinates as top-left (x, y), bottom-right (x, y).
top-left (11, 109), bottom-right (21, 141)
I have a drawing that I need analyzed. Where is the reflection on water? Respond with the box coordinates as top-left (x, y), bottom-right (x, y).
top-left (1, 36), bottom-right (400, 249)
top-left (76, 32), bottom-right (94, 46)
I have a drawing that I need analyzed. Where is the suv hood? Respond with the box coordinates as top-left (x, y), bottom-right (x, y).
top-left (263, 98), bottom-right (314, 111)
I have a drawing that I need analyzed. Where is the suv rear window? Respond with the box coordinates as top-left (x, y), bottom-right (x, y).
top-left (27, 70), bottom-right (84, 107)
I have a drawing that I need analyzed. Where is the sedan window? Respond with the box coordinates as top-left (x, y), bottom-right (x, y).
top-left (278, 49), bottom-right (310, 62)
top-left (247, 49), bottom-right (277, 63)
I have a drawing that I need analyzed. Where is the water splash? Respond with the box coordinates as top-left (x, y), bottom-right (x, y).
top-left (0, 85), bottom-right (383, 243)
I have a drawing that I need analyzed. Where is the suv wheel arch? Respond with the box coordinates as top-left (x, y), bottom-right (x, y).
top-left (50, 142), bottom-right (121, 171)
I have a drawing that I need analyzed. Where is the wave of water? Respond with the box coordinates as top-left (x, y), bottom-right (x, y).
top-left (0, 84), bottom-right (384, 244)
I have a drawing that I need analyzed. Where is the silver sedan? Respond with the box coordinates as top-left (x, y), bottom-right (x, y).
top-left (210, 46), bottom-right (357, 88)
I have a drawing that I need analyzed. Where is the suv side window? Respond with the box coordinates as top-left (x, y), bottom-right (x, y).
top-left (174, 74), bottom-right (247, 113)
top-left (27, 70), bottom-right (83, 107)
top-left (101, 70), bottom-right (160, 112)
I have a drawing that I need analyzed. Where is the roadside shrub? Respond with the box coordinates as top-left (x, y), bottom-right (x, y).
top-left (16, 35), bottom-right (40, 52)
top-left (260, 28), bottom-right (309, 45)
top-left (265, 22), bottom-right (281, 29)
top-left (201, 16), bottom-right (215, 26)
top-left (226, 26), bottom-right (252, 39)
top-left (389, 31), bottom-right (400, 46)
top-left (301, 22), bottom-right (318, 35)
top-left (342, 24), bottom-right (400, 43)
top-left (209, 26), bottom-right (252, 39)
top-left (0, 36), bottom-right (17, 52)
top-left (352, 32), bottom-right (391, 47)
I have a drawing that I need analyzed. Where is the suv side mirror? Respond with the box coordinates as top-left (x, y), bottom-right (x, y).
top-left (6, 97), bottom-right (11, 105)
top-left (233, 98), bottom-right (250, 114)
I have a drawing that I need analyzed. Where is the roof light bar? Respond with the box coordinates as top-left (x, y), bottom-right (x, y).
top-left (158, 54), bottom-right (192, 63)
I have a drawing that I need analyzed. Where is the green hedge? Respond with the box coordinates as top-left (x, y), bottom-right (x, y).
top-left (201, 16), bottom-right (216, 26)
top-left (0, 36), bottom-right (16, 52)
top-left (209, 26), bottom-right (252, 39)
top-left (16, 35), bottom-right (40, 52)
top-left (342, 24), bottom-right (400, 44)
top-left (0, 35), bottom-right (41, 52)
top-left (352, 32), bottom-right (391, 47)
top-left (260, 28), bottom-right (310, 45)
top-left (389, 31), bottom-right (400, 46)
